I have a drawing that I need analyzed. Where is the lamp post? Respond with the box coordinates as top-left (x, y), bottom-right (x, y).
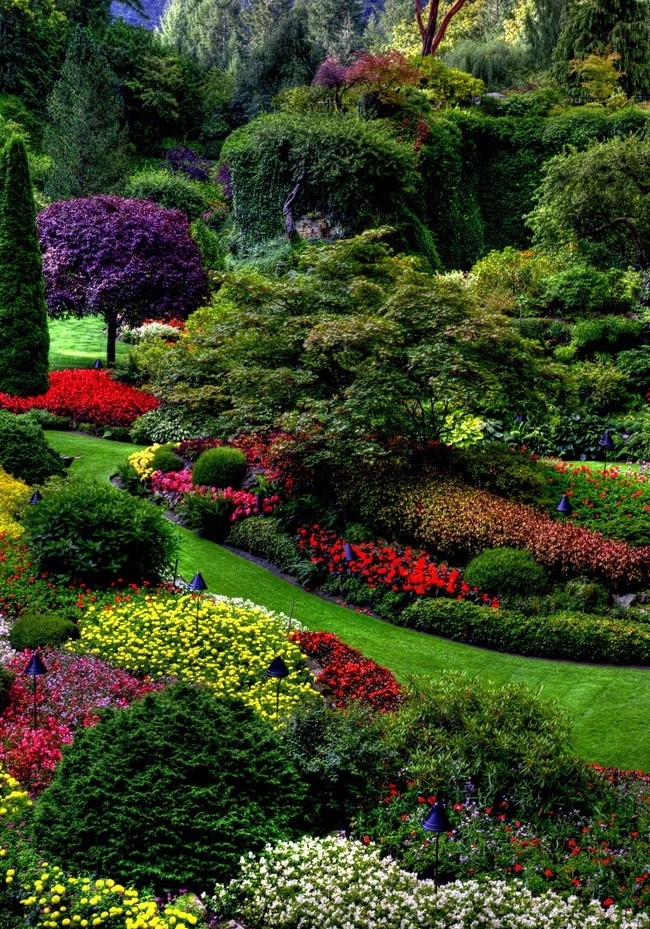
top-left (421, 799), bottom-right (451, 892)
top-left (556, 493), bottom-right (573, 517)
top-left (266, 656), bottom-right (289, 720)
top-left (23, 653), bottom-right (47, 729)
top-left (93, 359), bottom-right (103, 370)
top-left (28, 490), bottom-right (42, 505)
top-left (188, 571), bottom-right (207, 634)
top-left (599, 430), bottom-right (614, 474)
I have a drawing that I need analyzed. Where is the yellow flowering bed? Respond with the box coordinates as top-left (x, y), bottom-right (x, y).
top-left (127, 445), bottom-right (178, 481)
top-left (17, 868), bottom-right (201, 929)
top-left (69, 594), bottom-right (315, 724)
top-left (0, 466), bottom-right (31, 536)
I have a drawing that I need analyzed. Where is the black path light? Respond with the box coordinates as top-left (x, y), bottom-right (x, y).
top-left (93, 359), bottom-right (103, 370)
top-left (599, 430), bottom-right (615, 474)
top-left (266, 656), bottom-right (289, 720)
top-left (23, 652), bottom-right (47, 729)
top-left (188, 571), bottom-right (208, 634)
top-left (28, 490), bottom-right (42, 505)
top-left (421, 798), bottom-right (451, 892)
top-left (556, 493), bottom-right (573, 517)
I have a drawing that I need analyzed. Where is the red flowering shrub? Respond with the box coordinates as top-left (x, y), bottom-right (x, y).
top-left (291, 630), bottom-right (402, 712)
top-left (0, 648), bottom-right (167, 794)
top-left (0, 369), bottom-right (159, 427)
top-left (297, 525), bottom-right (498, 606)
top-left (150, 469), bottom-right (281, 518)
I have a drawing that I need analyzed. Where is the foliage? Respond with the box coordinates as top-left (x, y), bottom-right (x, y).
top-left (291, 630), bottom-right (403, 711)
top-left (191, 445), bottom-right (247, 489)
top-left (0, 648), bottom-right (164, 794)
top-left (0, 467), bottom-right (31, 536)
top-left (0, 137), bottom-right (49, 397)
top-left (210, 835), bottom-right (650, 929)
top-left (396, 596), bottom-right (650, 664)
top-left (124, 169), bottom-right (214, 220)
top-left (0, 370), bottom-right (160, 427)
top-left (0, 411), bottom-right (64, 485)
top-left (32, 684), bottom-right (309, 891)
top-left (21, 478), bottom-right (179, 586)
top-left (44, 26), bottom-right (128, 200)
top-left (569, 52), bottom-right (627, 105)
top-left (463, 546), bottom-right (549, 596)
top-left (226, 516), bottom-right (300, 573)
top-left (129, 406), bottom-right (221, 444)
top-left (69, 592), bottom-right (314, 723)
top-left (444, 37), bottom-right (530, 89)
top-left (148, 442), bottom-right (183, 473)
top-left (9, 613), bottom-right (79, 650)
top-left (37, 196), bottom-right (208, 363)
top-left (176, 490), bottom-right (233, 540)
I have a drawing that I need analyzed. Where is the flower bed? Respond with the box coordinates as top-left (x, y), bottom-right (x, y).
top-left (0, 370), bottom-right (160, 427)
top-left (69, 593), bottom-right (314, 724)
top-left (297, 525), bottom-right (498, 605)
top-left (150, 469), bottom-right (280, 518)
top-left (291, 631), bottom-right (403, 712)
top-left (0, 649), bottom-right (167, 794)
top-left (0, 468), bottom-right (31, 537)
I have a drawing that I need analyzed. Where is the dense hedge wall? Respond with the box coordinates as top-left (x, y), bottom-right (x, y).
top-left (397, 597), bottom-right (650, 665)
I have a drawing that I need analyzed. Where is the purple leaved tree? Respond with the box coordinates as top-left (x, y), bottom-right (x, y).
top-left (37, 195), bottom-right (209, 364)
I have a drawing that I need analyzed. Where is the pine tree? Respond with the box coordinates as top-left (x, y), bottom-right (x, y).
top-left (44, 26), bottom-right (128, 201)
top-left (157, 0), bottom-right (241, 71)
top-left (0, 137), bottom-right (49, 397)
top-left (553, 0), bottom-right (650, 96)
top-left (299, 0), bottom-right (366, 61)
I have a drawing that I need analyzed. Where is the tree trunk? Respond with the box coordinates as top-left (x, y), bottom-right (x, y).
top-left (106, 315), bottom-right (117, 366)
top-left (282, 170), bottom-right (306, 239)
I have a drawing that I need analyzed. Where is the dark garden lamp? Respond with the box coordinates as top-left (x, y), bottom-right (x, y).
top-left (556, 494), bottom-right (573, 517)
top-left (266, 655), bottom-right (289, 720)
top-left (93, 359), bottom-right (103, 370)
top-left (28, 490), bottom-right (42, 505)
top-left (422, 799), bottom-right (451, 892)
top-left (188, 571), bottom-right (208, 634)
top-left (24, 652), bottom-right (47, 729)
top-left (599, 431), bottom-right (615, 474)
top-left (514, 414), bottom-right (526, 424)
top-left (343, 542), bottom-right (354, 563)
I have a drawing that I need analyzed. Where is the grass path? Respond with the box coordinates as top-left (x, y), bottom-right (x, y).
top-left (46, 431), bottom-right (650, 772)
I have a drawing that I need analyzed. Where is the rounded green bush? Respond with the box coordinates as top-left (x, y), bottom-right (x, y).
top-left (464, 546), bottom-right (549, 597)
top-left (21, 478), bottom-right (179, 586)
top-left (0, 411), bottom-right (65, 484)
top-left (10, 613), bottom-right (80, 651)
top-left (124, 170), bottom-right (211, 220)
top-left (149, 443), bottom-right (184, 474)
top-left (32, 684), bottom-right (308, 892)
top-left (192, 446), bottom-right (247, 489)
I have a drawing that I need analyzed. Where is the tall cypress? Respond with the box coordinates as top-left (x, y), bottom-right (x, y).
top-left (44, 26), bottom-right (128, 201)
top-left (0, 137), bottom-right (49, 397)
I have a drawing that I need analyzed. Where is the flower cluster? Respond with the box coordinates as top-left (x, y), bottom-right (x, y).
top-left (0, 467), bottom-right (31, 537)
top-left (291, 631), bottom-right (402, 712)
top-left (0, 370), bottom-right (160, 427)
top-left (0, 649), bottom-right (166, 794)
top-left (16, 865), bottom-right (200, 929)
top-left (297, 525), bottom-right (498, 606)
top-left (69, 593), bottom-right (314, 724)
top-left (209, 835), bottom-right (650, 929)
top-left (128, 444), bottom-right (178, 481)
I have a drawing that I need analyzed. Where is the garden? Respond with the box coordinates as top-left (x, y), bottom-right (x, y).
top-left (2, 1), bottom-right (650, 921)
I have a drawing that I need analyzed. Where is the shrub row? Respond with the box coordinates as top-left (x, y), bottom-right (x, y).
top-left (226, 517), bottom-right (300, 574)
top-left (396, 597), bottom-right (650, 665)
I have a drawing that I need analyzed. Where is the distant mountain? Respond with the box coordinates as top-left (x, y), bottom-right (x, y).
top-left (110, 0), bottom-right (169, 29)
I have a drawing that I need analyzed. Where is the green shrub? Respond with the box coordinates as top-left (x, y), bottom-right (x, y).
top-left (177, 492), bottom-right (232, 541)
top-left (115, 460), bottom-right (149, 497)
top-left (124, 169), bottom-right (212, 220)
top-left (130, 407), bottom-right (221, 445)
top-left (463, 547), bottom-right (549, 597)
top-left (21, 478), bottom-right (179, 586)
top-left (149, 443), bottom-right (184, 473)
top-left (32, 684), bottom-right (308, 892)
top-left (398, 597), bottom-right (650, 664)
top-left (192, 446), bottom-right (247, 489)
top-left (9, 613), bottom-right (80, 650)
top-left (226, 516), bottom-right (300, 573)
top-left (0, 411), bottom-right (65, 484)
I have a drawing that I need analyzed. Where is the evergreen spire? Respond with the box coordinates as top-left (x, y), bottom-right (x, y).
top-left (0, 136), bottom-right (49, 397)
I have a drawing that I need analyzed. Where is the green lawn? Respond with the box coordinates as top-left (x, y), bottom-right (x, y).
top-left (46, 431), bottom-right (650, 772)
top-left (48, 316), bottom-right (130, 370)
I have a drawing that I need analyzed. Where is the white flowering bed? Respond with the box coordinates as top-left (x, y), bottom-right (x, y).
top-left (209, 835), bottom-right (650, 929)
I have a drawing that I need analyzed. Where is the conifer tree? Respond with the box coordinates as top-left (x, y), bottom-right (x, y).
top-left (0, 137), bottom-right (49, 397)
top-left (158, 0), bottom-right (241, 71)
top-left (44, 26), bottom-right (128, 201)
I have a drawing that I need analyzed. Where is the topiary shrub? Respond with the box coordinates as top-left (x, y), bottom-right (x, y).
top-left (192, 446), bottom-right (247, 489)
top-left (32, 684), bottom-right (308, 892)
top-left (21, 478), bottom-right (179, 586)
top-left (0, 411), bottom-right (65, 484)
top-left (463, 547), bottom-right (549, 597)
top-left (148, 443), bottom-right (184, 474)
top-left (9, 613), bottom-right (80, 651)
top-left (226, 516), bottom-right (300, 573)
